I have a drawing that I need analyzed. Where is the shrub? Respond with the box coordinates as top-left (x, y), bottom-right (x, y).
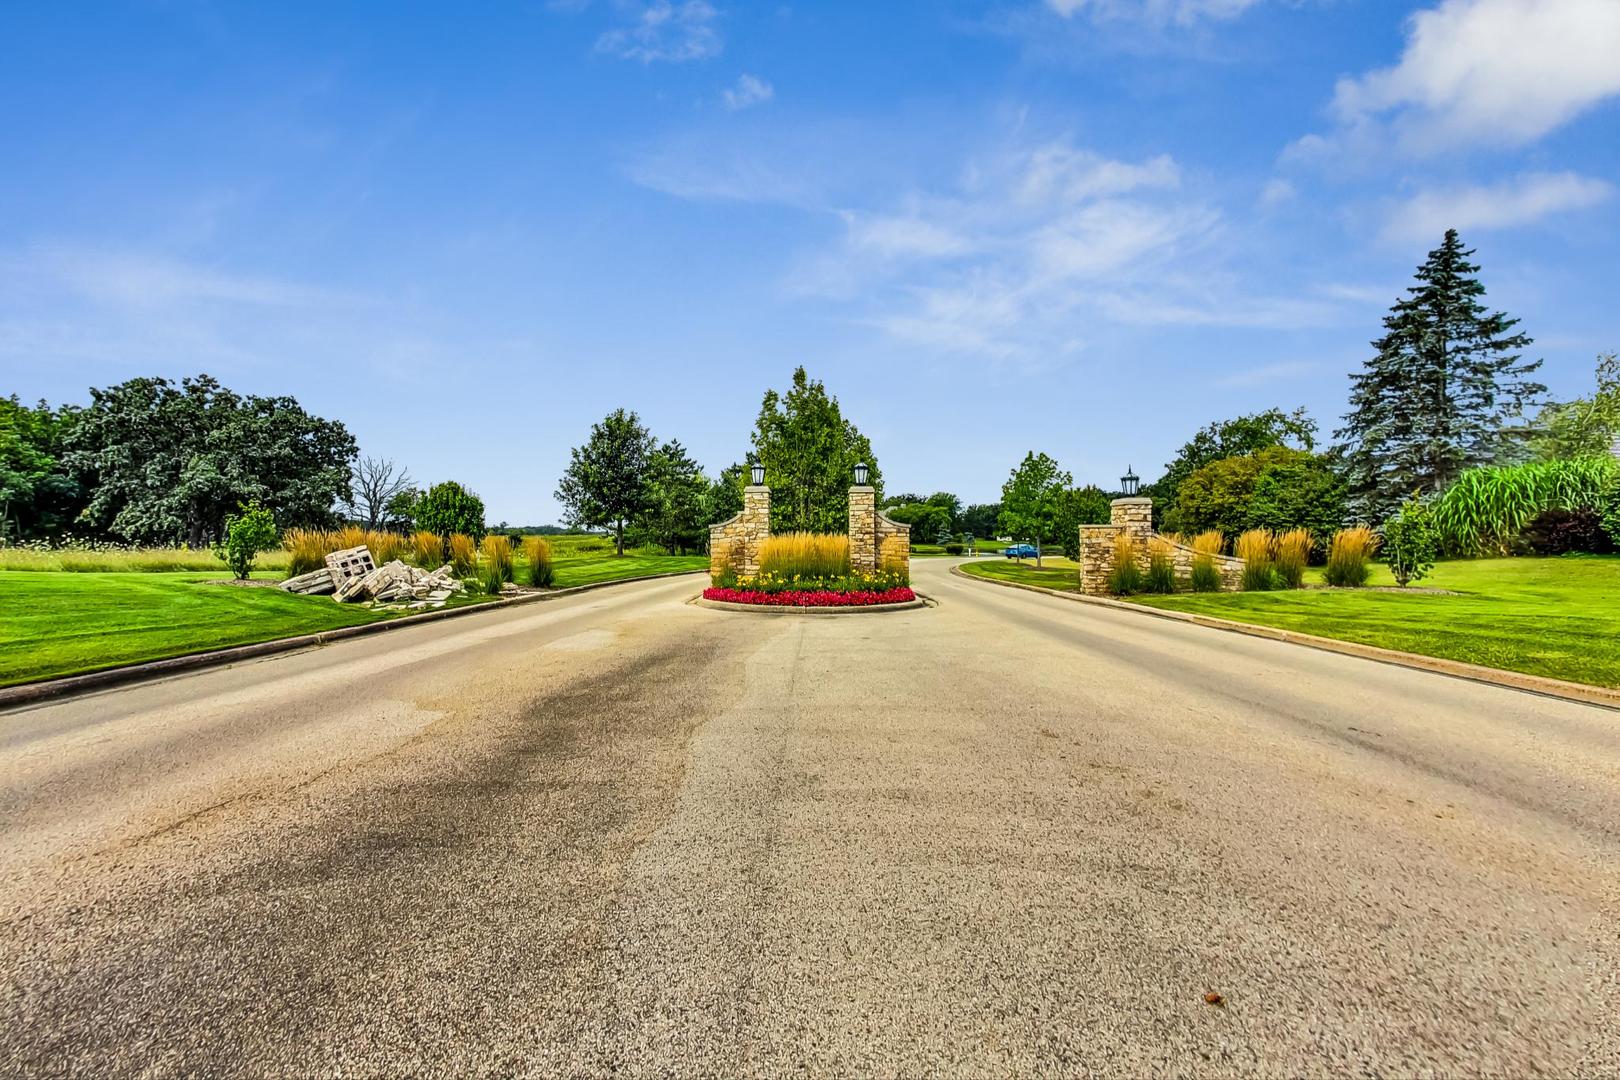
top-left (1325, 526), bottom-right (1378, 587)
top-left (1521, 508), bottom-right (1614, 555)
top-left (414, 481), bottom-right (486, 540)
top-left (448, 533), bottom-right (477, 577)
top-left (760, 532), bottom-right (851, 581)
top-left (479, 534), bottom-right (513, 593)
top-left (283, 527), bottom-right (332, 576)
top-left (944, 542), bottom-right (964, 555)
top-left (1236, 529), bottom-right (1274, 591)
top-left (1382, 495), bottom-right (1439, 586)
top-left (410, 531), bottom-right (444, 568)
top-left (1604, 479), bottom-right (1620, 549)
top-left (1273, 528), bottom-right (1311, 589)
top-left (1432, 457), bottom-right (1617, 555)
top-left (1106, 533), bottom-right (1143, 596)
top-left (1145, 537), bottom-right (1177, 594)
top-left (214, 502), bottom-right (278, 580)
top-left (522, 535), bottom-right (556, 587)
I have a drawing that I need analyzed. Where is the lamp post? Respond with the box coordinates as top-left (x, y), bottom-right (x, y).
top-left (1121, 466), bottom-right (1140, 497)
top-left (751, 462), bottom-right (765, 486)
top-left (854, 462), bottom-right (869, 486)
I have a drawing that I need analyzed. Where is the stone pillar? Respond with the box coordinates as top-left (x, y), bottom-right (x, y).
top-left (738, 485), bottom-right (770, 577)
top-left (1077, 497), bottom-right (1154, 595)
top-left (1110, 497), bottom-right (1153, 542)
top-left (848, 486), bottom-right (876, 573)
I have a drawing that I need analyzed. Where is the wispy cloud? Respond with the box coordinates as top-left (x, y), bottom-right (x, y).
top-left (1214, 360), bottom-right (1318, 386)
top-left (1380, 171), bottom-right (1613, 244)
top-left (1045, 0), bottom-right (1264, 26)
top-left (722, 73), bottom-right (773, 111)
top-left (1289, 0), bottom-right (1620, 161)
top-left (595, 0), bottom-right (721, 63)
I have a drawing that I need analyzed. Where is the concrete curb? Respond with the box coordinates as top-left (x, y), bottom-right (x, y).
top-left (691, 593), bottom-right (930, 615)
top-left (0, 569), bottom-right (706, 711)
top-left (950, 564), bottom-right (1620, 712)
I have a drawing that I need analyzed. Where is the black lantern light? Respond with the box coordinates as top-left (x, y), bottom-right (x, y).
top-left (854, 461), bottom-right (869, 486)
top-left (1120, 465), bottom-right (1140, 497)
top-left (751, 462), bottom-right (765, 486)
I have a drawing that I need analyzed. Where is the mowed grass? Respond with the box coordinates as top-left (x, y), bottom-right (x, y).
top-left (961, 554), bottom-right (1620, 688)
top-left (956, 556), bottom-right (1084, 591)
top-left (547, 553), bottom-right (707, 587)
top-left (0, 571), bottom-right (392, 687)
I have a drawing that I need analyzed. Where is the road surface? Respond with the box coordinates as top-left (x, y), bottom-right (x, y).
top-left (2, 559), bottom-right (1617, 1075)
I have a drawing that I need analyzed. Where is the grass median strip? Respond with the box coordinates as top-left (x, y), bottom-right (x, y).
top-left (958, 554), bottom-right (1620, 689)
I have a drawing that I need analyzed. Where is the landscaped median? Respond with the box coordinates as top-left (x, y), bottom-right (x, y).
top-left (956, 555), bottom-right (1620, 691)
top-left (703, 585), bottom-right (916, 607)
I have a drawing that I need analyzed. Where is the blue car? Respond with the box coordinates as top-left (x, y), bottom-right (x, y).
top-left (1003, 544), bottom-right (1039, 559)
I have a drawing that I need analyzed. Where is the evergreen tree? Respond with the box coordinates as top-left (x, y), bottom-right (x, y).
top-left (1337, 230), bottom-right (1544, 520)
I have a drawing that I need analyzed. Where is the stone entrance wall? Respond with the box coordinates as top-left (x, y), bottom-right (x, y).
top-left (849, 485), bottom-right (912, 574)
top-left (1078, 497), bottom-right (1244, 594)
top-left (710, 483), bottom-right (912, 580)
top-left (709, 484), bottom-right (771, 579)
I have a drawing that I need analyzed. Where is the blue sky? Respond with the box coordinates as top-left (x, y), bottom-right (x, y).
top-left (3, 0), bottom-right (1617, 524)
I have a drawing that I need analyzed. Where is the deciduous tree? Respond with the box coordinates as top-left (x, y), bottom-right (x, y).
top-left (999, 452), bottom-right (1071, 567)
top-left (750, 367), bottom-right (880, 533)
top-left (556, 408), bottom-right (655, 555)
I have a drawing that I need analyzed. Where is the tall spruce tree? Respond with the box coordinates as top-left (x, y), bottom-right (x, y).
top-left (1337, 229), bottom-right (1543, 520)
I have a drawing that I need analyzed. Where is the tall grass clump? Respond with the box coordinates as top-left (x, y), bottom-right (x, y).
top-left (1145, 536), bottom-right (1177, 594)
top-left (478, 534), bottom-right (513, 594)
top-left (369, 530), bottom-right (409, 564)
top-left (448, 533), bottom-right (477, 577)
top-left (758, 532), bottom-right (851, 581)
top-left (1432, 457), bottom-right (1617, 555)
top-left (1106, 533), bottom-right (1143, 596)
top-left (1236, 529), bottom-right (1275, 591)
top-left (1324, 525), bottom-right (1378, 587)
top-left (1273, 528), bottom-right (1312, 589)
top-left (1189, 530), bottom-right (1224, 592)
top-left (283, 528), bottom-right (333, 576)
top-left (411, 531), bottom-right (444, 568)
top-left (522, 536), bottom-right (555, 587)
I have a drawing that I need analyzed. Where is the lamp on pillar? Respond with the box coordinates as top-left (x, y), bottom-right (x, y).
top-left (1120, 466), bottom-right (1140, 497)
top-left (751, 462), bottom-right (765, 486)
top-left (854, 461), bottom-right (869, 486)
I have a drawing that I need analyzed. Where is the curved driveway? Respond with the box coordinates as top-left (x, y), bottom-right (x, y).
top-left (2, 559), bottom-right (1617, 1075)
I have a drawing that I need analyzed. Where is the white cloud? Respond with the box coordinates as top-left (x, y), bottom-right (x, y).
top-left (1381, 171), bottom-right (1613, 244)
top-left (1294, 0), bottom-right (1620, 158)
top-left (595, 1), bottom-right (721, 63)
top-left (1214, 360), bottom-right (1317, 386)
top-left (722, 73), bottom-right (773, 111)
top-left (18, 247), bottom-right (334, 309)
top-left (1045, 0), bottom-right (1263, 25)
top-left (1259, 178), bottom-right (1295, 207)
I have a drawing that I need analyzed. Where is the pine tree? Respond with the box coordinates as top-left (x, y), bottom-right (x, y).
top-left (1337, 230), bottom-right (1544, 521)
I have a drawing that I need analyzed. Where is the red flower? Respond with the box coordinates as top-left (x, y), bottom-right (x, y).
top-left (703, 586), bottom-right (916, 607)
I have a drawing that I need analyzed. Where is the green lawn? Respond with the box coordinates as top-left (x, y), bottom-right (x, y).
top-left (0, 571), bottom-right (398, 687)
top-left (548, 553), bottom-right (707, 587)
top-left (960, 554), bottom-right (1620, 688)
top-left (955, 556), bottom-right (1085, 590)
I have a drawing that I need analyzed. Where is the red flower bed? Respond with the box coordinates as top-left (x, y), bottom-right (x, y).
top-left (703, 586), bottom-right (916, 608)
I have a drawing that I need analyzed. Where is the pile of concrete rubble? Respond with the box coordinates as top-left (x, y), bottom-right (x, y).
top-left (279, 545), bottom-right (465, 610)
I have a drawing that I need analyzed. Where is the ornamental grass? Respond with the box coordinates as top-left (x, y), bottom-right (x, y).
top-left (1236, 529), bottom-right (1275, 591)
top-left (1106, 533), bottom-right (1143, 596)
top-left (522, 535), bottom-right (555, 587)
top-left (759, 532), bottom-right (851, 581)
top-left (1325, 525), bottom-right (1378, 587)
top-left (411, 530), bottom-right (444, 569)
top-left (478, 534), bottom-right (513, 594)
top-left (448, 533), bottom-right (477, 577)
top-left (1145, 536), bottom-right (1177, 594)
top-left (282, 528), bottom-right (331, 576)
top-left (1273, 528), bottom-right (1312, 589)
top-left (1190, 530), bottom-right (1224, 556)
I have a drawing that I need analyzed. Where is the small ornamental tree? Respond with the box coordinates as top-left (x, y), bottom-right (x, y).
top-left (215, 501), bottom-right (278, 579)
top-left (1382, 494), bottom-right (1439, 587)
top-left (414, 481), bottom-right (486, 540)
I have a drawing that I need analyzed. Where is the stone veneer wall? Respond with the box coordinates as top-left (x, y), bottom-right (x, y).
top-left (1078, 497), bottom-right (1244, 594)
top-left (709, 485), bottom-right (770, 579)
top-left (848, 486), bottom-right (877, 572)
top-left (875, 511), bottom-right (911, 572)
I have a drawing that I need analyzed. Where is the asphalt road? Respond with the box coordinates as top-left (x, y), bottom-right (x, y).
top-left (3, 559), bottom-right (1617, 1076)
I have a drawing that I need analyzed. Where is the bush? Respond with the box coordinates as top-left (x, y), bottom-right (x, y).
top-left (1236, 529), bottom-right (1274, 591)
top-left (414, 481), bottom-right (486, 540)
top-left (1325, 526), bottom-right (1378, 587)
top-left (1144, 537), bottom-right (1177, 594)
top-left (1106, 533), bottom-right (1143, 596)
top-left (1382, 495), bottom-right (1439, 586)
top-left (1604, 479), bottom-right (1620, 549)
top-left (1432, 457), bottom-right (1617, 555)
top-left (1173, 446), bottom-right (1345, 544)
top-left (1521, 508), bottom-right (1614, 555)
top-left (944, 542), bottom-right (964, 555)
top-left (1273, 528), bottom-right (1311, 589)
top-left (214, 502), bottom-right (278, 580)
top-left (411, 531), bottom-right (444, 569)
top-left (448, 533), bottom-right (477, 577)
top-left (522, 535), bottom-right (556, 587)
top-left (479, 534), bottom-right (513, 593)
top-left (760, 532), bottom-right (851, 580)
